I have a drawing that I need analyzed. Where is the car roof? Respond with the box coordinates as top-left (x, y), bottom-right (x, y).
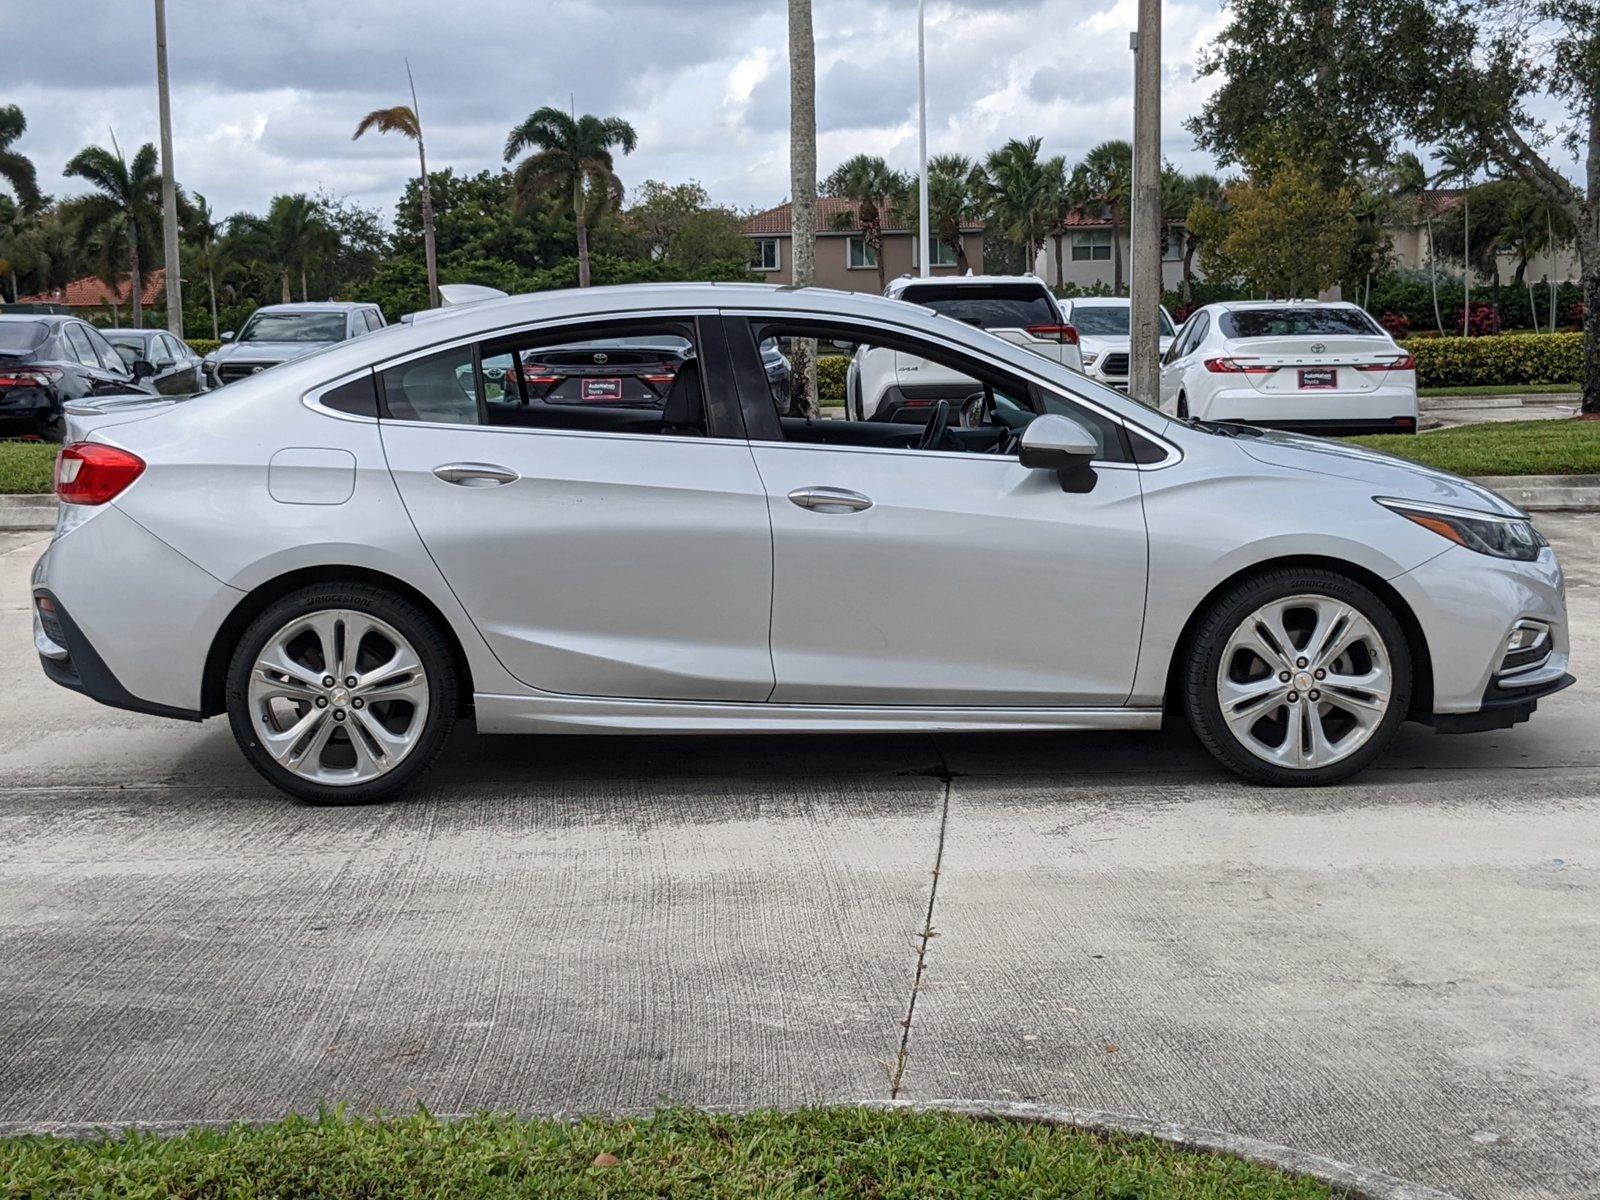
top-left (1211, 300), bottom-right (1361, 312)
top-left (0, 313), bottom-right (70, 326)
top-left (250, 302), bottom-right (374, 313)
top-left (886, 274), bottom-right (1051, 295)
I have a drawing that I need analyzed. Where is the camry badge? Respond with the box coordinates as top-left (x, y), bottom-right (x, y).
top-left (251, 366), bottom-right (265, 374)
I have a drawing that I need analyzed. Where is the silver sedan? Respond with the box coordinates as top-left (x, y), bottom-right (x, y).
top-left (31, 284), bottom-right (1571, 802)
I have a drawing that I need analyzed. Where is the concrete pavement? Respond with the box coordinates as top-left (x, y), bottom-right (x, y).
top-left (1, 519), bottom-right (1596, 1199)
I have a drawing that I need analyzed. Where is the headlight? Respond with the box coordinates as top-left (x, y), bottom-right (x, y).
top-left (1080, 352), bottom-right (1100, 367)
top-left (1376, 497), bottom-right (1547, 561)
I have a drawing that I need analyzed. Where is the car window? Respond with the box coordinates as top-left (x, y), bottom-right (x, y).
top-left (1220, 308), bottom-right (1381, 338)
top-left (104, 333), bottom-right (145, 366)
top-left (895, 284), bottom-right (1059, 330)
top-left (63, 324), bottom-right (101, 369)
top-left (0, 321), bottom-right (47, 353)
top-left (365, 310), bottom-right (383, 332)
top-left (745, 317), bottom-right (1133, 464)
top-left (380, 319), bottom-right (709, 438)
top-left (85, 326), bottom-right (128, 373)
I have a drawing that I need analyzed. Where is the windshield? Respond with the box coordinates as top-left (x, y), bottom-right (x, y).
top-left (1070, 306), bottom-right (1177, 337)
top-left (899, 284), bottom-right (1059, 330)
top-left (238, 312), bottom-right (348, 343)
top-left (1220, 308), bottom-right (1381, 339)
top-left (0, 321), bottom-right (48, 354)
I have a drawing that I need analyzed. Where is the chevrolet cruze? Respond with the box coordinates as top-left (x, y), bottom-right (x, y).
top-left (32, 284), bottom-right (1571, 802)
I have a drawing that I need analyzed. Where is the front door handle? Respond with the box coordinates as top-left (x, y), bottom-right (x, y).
top-left (433, 462), bottom-right (519, 487)
top-left (788, 486), bottom-right (873, 514)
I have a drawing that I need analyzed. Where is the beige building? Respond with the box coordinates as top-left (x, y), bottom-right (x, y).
top-left (1389, 190), bottom-right (1582, 284)
top-left (1034, 208), bottom-right (1191, 292)
top-left (742, 197), bottom-right (984, 293)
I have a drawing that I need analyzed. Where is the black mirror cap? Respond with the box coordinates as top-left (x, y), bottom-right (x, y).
top-left (130, 359), bottom-right (156, 380)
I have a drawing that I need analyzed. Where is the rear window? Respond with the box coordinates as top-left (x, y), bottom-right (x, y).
top-left (898, 284), bottom-right (1059, 330)
top-left (0, 321), bottom-right (47, 353)
top-left (1219, 308), bottom-right (1381, 339)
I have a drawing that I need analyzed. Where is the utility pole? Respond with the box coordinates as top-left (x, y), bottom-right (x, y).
top-left (788, 0), bottom-right (819, 417)
top-left (1128, 0), bottom-right (1162, 406)
top-left (916, 0), bottom-right (931, 278)
top-left (154, 0), bottom-right (183, 338)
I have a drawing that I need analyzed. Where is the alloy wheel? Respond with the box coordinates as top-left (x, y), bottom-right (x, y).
top-left (246, 608), bottom-right (430, 786)
top-left (1215, 593), bottom-right (1392, 770)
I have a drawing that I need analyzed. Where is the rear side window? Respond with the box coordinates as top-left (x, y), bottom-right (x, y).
top-left (897, 284), bottom-right (1059, 330)
top-left (1220, 308), bottom-right (1381, 338)
top-left (320, 374), bottom-right (380, 417)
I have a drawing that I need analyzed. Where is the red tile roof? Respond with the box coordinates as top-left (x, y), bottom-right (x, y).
top-left (17, 269), bottom-right (167, 309)
top-left (743, 197), bottom-right (983, 235)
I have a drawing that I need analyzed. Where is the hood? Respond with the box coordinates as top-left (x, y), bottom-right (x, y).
top-left (206, 339), bottom-right (334, 364)
top-left (1234, 428), bottom-right (1523, 516)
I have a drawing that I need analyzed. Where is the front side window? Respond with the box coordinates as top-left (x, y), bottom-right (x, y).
top-left (1071, 230), bottom-right (1112, 261)
top-left (239, 312), bottom-right (349, 344)
top-left (1220, 308), bottom-right (1381, 339)
top-left (846, 236), bottom-right (877, 269)
top-left (750, 238), bottom-right (781, 271)
top-left (85, 326), bottom-right (127, 374)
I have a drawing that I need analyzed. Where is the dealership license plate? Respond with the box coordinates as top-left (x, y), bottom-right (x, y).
top-left (580, 377), bottom-right (623, 401)
top-left (1298, 367), bottom-right (1338, 389)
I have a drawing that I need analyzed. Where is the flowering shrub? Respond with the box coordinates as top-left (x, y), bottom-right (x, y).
top-left (1446, 304), bottom-right (1505, 337)
top-left (1377, 312), bottom-right (1411, 339)
top-left (1566, 300), bottom-right (1588, 328)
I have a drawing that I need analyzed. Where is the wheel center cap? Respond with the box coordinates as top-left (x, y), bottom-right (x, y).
top-left (1294, 672), bottom-right (1313, 692)
top-left (330, 686), bottom-right (351, 707)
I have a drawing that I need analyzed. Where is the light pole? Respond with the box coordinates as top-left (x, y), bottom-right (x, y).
top-left (154, 0), bottom-right (183, 338)
top-left (1128, 0), bottom-right (1162, 405)
top-left (917, 0), bottom-right (931, 278)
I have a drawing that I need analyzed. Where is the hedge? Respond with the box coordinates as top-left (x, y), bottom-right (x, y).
top-left (186, 338), bottom-right (221, 357)
top-left (817, 354), bottom-right (849, 402)
top-left (1398, 332), bottom-right (1583, 388)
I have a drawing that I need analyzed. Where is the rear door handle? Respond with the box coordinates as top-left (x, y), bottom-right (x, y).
top-left (433, 462), bottom-right (519, 487)
top-left (788, 486), bottom-right (873, 513)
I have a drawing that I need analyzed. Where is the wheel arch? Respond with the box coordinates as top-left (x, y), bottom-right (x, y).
top-left (1162, 555), bottom-right (1435, 719)
top-left (200, 565), bottom-right (476, 718)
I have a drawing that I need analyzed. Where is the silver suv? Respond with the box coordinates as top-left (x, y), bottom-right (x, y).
top-left (204, 301), bottom-right (386, 387)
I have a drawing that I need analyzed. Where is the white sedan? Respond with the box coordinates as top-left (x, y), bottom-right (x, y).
top-left (1159, 301), bottom-right (1418, 435)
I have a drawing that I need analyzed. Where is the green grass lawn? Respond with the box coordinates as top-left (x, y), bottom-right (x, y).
top-left (1343, 419), bottom-right (1600, 476)
top-left (0, 1107), bottom-right (1331, 1199)
top-left (1419, 382), bottom-right (1580, 397)
top-left (0, 440), bottom-right (56, 494)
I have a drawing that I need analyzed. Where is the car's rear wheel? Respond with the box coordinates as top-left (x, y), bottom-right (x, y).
top-left (225, 583), bottom-right (458, 804)
top-left (1176, 393), bottom-right (1189, 420)
top-left (1183, 569), bottom-right (1412, 786)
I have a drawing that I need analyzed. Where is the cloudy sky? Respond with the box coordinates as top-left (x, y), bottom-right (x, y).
top-left (3, 0), bottom-right (1231, 224)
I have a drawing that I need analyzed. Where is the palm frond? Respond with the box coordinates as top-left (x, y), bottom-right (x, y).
top-left (353, 105), bottom-right (420, 142)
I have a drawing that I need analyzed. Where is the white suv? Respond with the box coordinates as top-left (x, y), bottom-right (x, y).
top-left (848, 275), bottom-right (1084, 421)
top-left (1058, 296), bottom-right (1176, 393)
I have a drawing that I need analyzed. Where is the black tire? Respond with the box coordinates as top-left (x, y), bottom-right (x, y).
top-left (226, 582), bottom-right (458, 804)
top-left (1176, 393), bottom-right (1189, 420)
top-left (1182, 568), bottom-right (1412, 787)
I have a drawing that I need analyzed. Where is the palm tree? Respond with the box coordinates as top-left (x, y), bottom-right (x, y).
top-left (1072, 140), bottom-right (1133, 295)
top-left (236, 193), bottom-right (326, 303)
top-left (823, 154), bottom-right (910, 294)
top-left (62, 139), bottom-right (161, 328)
top-left (503, 107), bottom-right (637, 288)
top-left (184, 192), bottom-right (229, 340)
top-left (1390, 151), bottom-right (1443, 334)
top-left (0, 105), bottom-right (41, 210)
top-left (983, 138), bottom-right (1063, 271)
top-left (353, 67), bottom-right (439, 308)
top-left (927, 154), bottom-right (984, 274)
top-left (1433, 142), bottom-right (1481, 336)
top-left (1173, 172), bottom-right (1221, 306)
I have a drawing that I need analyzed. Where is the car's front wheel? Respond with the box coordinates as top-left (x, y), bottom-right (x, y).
top-left (1183, 569), bottom-right (1412, 786)
top-left (225, 583), bottom-right (458, 803)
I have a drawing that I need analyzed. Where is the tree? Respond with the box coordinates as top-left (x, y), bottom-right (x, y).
top-left (184, 192), bottom-right (228, 340)
top-left (788, 0), bottom-right (819, 417)
top-left (983, 138), bottom-right (1064, 271)
top-left (624, 180), bottom-right (750, 271)
top-left (1197, 163), bottom-right (1356, 298)
top-left (1072, 140), bottom-right (1134, 294)
top-left (1189, 0), bottom-right (1600, 410)
top-left (503, 107), bottom-right (637, 289)
top-left (1390, 150), bottom-right (1445, 334)
top-left (236, 193), bottom-right (326, 303)
top-left (1433, 141), bottom-right (1482, 335)
top-left (353, 74), bottom-right (439, 308)
top-left (62, 139), bottom-right (161, 327)
top-left (1172, 172), bottom-right (1223, 305)
top-left (0, 105), bottom-right (40, 212)
top-left (822, 154), bottom-right (911, 294)
top-left (924, 154), bottom-right (984, 273)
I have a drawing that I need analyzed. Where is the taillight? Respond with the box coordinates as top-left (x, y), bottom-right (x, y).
top-left (643, 361), bottom-right (680, 386)
top-left (1355, 354), bottom-right (1416, 372)
top-left (0, 367), bottom-right (61, 388)
top-left (1203, 357), bottom-right (1275, 374)
top-left (54, 443), bottom-right (146, 505)
top-left (1025, 323), bottom-right (1080, 345)
top-left (520, 363), bottom-right (558, 386)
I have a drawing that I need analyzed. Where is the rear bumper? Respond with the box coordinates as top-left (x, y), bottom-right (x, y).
top-left (1197, 383), bottom-right (1418, 434)
top-left (1221, 417), bottom-right (1418, 436)
top-left (34, 589), bottom-right (203, 721)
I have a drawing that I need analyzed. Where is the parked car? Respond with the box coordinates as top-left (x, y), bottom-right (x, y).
top-left (203, 301), bottom-right (386, 387)
top-left (0, 315), bottom-right (153, 438)
top-left (34, 284), bottom-right (1569, 803)
top-left (849, 275), bottom-right (1084, 421)
top-left (500, 335), bottom-right (694, 407)
top-left (103, 328), bottom-right (208, 396)
top-left (1159, 301), bottom-right (1418, 435)
top-left (1058, 297), bottom-right (1176, 393)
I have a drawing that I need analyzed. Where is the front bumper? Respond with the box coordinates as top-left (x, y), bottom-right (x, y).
top-left (1419, 669), bottom-right (1575, 733)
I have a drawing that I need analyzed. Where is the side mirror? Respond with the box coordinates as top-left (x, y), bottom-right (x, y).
top-left (220, 330), bottom-right (235, 342)
top-left (130, 359), bottom-right (156, 381)
top-left (1019, 414), bottom-right (1100, 493)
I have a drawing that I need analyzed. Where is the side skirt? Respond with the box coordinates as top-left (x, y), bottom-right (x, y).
top-left (473, 693), bottom-right (1164, 736)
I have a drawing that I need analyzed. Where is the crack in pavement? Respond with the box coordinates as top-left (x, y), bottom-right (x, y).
top-left (888, 737), bottom-right (954, 1099)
